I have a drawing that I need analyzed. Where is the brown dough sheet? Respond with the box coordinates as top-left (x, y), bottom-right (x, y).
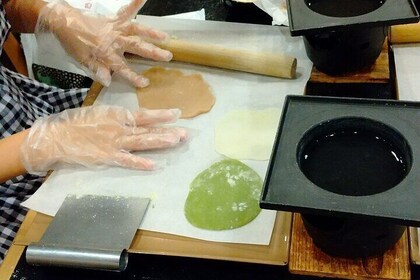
top-left (136, 67), bottom-right (215, 118)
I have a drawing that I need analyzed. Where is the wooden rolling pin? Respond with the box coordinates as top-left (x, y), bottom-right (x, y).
top-left (390, 22), bottom-right (420, 44)
top-left (137, 39), bottom-right (297, 79)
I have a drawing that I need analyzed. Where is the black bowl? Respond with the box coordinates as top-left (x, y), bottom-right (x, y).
top-left (301, 214), bottom-right (406, 258)
top-left (303, 26), bottom-right (387, 74)
top-left (286, 0), bottom-right (419, 74)
top-left (260, 96), bottom-right (420, 258)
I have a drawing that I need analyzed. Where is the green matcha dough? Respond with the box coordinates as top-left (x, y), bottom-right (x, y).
top-left (184, 159), bottom-right (263, 230)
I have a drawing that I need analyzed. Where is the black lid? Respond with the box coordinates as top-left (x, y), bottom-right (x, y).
top-left (287, 0), bottom-right (419, 35)
top-left (260, 95), bottom-right (420, 227)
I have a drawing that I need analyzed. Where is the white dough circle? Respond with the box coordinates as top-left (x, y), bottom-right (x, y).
top-left (214, 108), bottom-right (281, 160)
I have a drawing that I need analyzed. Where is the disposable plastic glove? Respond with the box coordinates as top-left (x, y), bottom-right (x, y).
top-left (20, 106), bottom-right (188, 174)
top-left (35, 0), bottom-right (173, 87)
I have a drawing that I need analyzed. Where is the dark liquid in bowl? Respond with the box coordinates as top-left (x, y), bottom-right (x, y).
top-left (305, 0), bottom-right (385, 17)
top-left (299, 127), bottom-right (409, 196)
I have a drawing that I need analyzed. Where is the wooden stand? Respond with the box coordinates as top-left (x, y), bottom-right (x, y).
top-left (305, 41), bottom-right (393, 99)
top-left (409, 227), bottom-right (420, 265)
top-left (289, 214), bottom-right (410, 279)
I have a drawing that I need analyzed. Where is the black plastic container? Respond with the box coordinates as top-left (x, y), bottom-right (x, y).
top-left (296, 114), bottom-right (411, 256)
top-left (286, 0), bottom-right (419, 74)
top-left (303, 26), bottom-right (387, 74)
top-left (260, 95), bottom-right (420, 258)
top-left (301, 214), bottom-right (406, 258)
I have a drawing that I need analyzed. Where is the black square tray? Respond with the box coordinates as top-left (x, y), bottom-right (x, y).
top-left (287, 0), bottom-right (419, 35)
top-left (260, 95), bottom-right (420, 227)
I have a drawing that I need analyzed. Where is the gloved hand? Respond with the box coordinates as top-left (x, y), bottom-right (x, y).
top-left (35, 0), bottom-right (173, 87)
top-left (20, 106), bottom-right (188, 174)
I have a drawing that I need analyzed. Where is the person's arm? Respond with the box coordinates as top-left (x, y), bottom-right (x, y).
top-left (4, 0), bottom-right (173, 88)
top-left (0, 129), bottom-right (28, 183)
top-left (3, 0), bottom-right (47, 33)
top-left (0, 106), bottom-right (187, 184)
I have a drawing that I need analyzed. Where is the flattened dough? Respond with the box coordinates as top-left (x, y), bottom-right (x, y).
top-left (215, 108), bottom-right (281, 160)
top-left (184, 159), bottom-right (262, 230)
top-left (136, 67), bottom-right (215, 118)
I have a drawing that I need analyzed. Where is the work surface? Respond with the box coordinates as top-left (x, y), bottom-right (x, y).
top-left (22, 16), bottom-right (312, 257)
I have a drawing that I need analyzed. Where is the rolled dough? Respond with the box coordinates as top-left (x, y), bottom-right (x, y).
top-left (214, 108), bottom-right (281, 160)
top-left (184, 159), bottom-right (262, 231)
top-left (136, 67), bottom-right (215, 118)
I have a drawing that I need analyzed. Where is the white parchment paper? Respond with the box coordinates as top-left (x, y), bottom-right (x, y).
top-left (394, 44), bottom-right (420, 254)
top-left (393, 44), bottom-right (420, 101)
top-left (254, 0), bottom-right (288, 26)
top-left (22, 16), bottom-right (312, 245)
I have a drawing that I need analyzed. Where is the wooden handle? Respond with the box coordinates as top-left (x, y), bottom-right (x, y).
top-left (153, 39), bottom-right (297, 79)
top-left (390, 22), bottom-right (420, 44)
